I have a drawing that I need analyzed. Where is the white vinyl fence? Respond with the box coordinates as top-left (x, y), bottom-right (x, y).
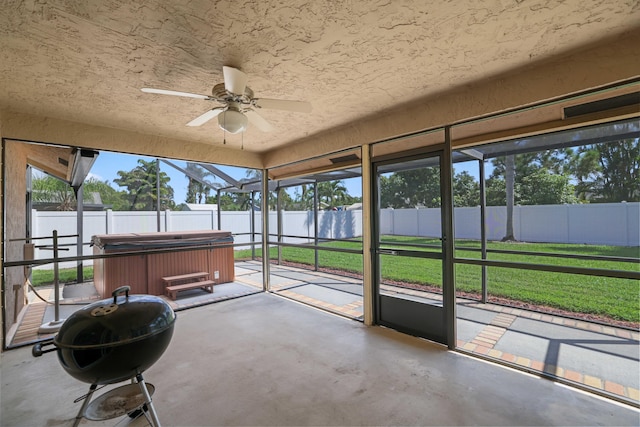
top-left (30, 202), bottom-right (638, 268)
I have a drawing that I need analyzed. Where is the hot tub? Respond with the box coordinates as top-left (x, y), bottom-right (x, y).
top-left (91, 230), bottom-right (234, 298)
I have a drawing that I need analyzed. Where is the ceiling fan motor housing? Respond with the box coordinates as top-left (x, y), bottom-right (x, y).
top-left (211, 83), bottom-right (254, 106)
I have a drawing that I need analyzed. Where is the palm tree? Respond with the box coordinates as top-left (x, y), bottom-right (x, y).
top-left (114, 159), bottom-right (175, 210)
top-left (31, 175), bottom-right (76, 211)
top-left (317, 180), bottom-right (348, 209)
top-left (503, 154), bottom-right (516, 241)
top-left (185, 163), bottom-right (214, 204)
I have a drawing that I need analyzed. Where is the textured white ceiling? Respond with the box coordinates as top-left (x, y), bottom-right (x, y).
top-left (1, 0), bottom-right (638, 154)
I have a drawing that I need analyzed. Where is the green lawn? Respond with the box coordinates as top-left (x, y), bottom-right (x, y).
top-left (454, 241), bottom-right (638, 322)
top-left (33, 238), bottom-right (638, 323)
top-left (31, 267), bottom-right (94, 286)
top-left (236, 238), bottom-right (639, 323)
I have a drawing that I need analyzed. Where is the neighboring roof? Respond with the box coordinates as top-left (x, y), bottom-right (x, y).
top-left (183, 203), bottom-right (218, 211)
top-left (31, 191), bottom-right (111, 211)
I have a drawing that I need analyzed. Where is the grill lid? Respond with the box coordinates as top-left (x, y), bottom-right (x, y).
top-left (54, 286), bottom-right (176, 350)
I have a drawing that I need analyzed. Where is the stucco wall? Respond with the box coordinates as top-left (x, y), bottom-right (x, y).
top-left (1, 141), bottom-right (80, 346)
top-left (262, 31), bottom-right (640, 168)
top-left (0, 112), bottom-right (263, 171)
top-left (0, 117), bottom-right (4, 344)
top-left (3, 141), bottom-right (28, 345)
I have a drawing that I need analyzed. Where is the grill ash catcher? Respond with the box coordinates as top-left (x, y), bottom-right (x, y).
top-left (33, 286), bottom-right (176, 426)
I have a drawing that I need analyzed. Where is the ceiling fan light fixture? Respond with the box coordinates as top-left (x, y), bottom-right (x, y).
top-left (218, 109), bottom-right (248, 134)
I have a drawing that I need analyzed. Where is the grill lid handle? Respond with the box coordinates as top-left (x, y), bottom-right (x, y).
top-left (32, 338), bottom-right (56, 357)
top-left (112, 285), bottom-right (131, 303)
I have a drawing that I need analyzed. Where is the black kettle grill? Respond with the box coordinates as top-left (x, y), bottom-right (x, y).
top-left (33, 286), bottom-right (176, 426)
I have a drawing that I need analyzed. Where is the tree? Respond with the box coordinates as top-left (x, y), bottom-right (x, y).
top-left (379, 167), bottom-right (483, 209)
top-left (490, 152), bottom-right (544, 182)
top-left (488, 149), bottom-right (578, 240)
top-left (208, 191), bottom-right (263, 211)
top-left (113, 159), bottom-right (175, 210)
top-left (317, 180), bottom-right (349, 209)
top-left (83, 178), bottom-right (129, 210)
top-left (503, 154), bottom-right (516, 241)
top-left (31, 175), bottom-right (76, 210)
top-left (380, 167), bottom-right (441, 208)
top-left (453, 171), bottom-right (480, 207)
top-left (237, 192), bottom-right (258, 211)
top-left (563, 138), bottom-right (639, 202)
top-left (552, 121), bottom-right (639, 202)
top-left (379, 174), bottom-right (406, 208)
top-left (518, 170), bottom-right (577, 205)
top-left (31, 174), bottom-right (130, 211)
top-left (207, 193), bottom-right (238, 211)
top-left (592, 139), bottom-right (639, 202)
top-left (185, 163), bottom-right (216, 204)
top-left (567, 146), bottom-right (600, 201)
top-left (485, 176), bottom-right (508, 206)
top-left (292, 184), bottom-right (315, 210)
top-left (276, 189), bottom-right (297, 210)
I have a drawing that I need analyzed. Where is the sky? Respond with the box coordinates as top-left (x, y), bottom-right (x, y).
top-left (89, 152), bottom-right (254, 204)
top-left (82, 151), bottom-right (485, 204)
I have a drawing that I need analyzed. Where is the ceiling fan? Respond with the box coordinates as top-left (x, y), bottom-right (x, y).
top-left (141, 66), bottom-right (312, 134)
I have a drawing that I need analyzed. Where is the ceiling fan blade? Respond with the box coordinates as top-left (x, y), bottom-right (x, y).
top-left (253, 98), bottom-right (312, 113)
top-left (222, 66), bottom-right (248, 95)
top-left (245, 110), bottom-right (275, 132)
top-left (141, 88), bottom-right (210, 100)
top-left (186, 109), bottom-right (224, 127)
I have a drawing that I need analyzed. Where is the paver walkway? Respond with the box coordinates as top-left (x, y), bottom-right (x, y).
top-left (260, 262), bottom-right (639, 406)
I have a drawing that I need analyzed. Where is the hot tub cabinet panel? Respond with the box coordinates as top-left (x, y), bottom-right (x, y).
top-left (147, 246), bottom-right (237, 298)
top-left (92, 231), bottom-right (234, 298)
top-left (92, 248), bottom-right (149, 297)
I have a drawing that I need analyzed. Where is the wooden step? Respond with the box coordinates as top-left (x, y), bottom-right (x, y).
top-left (166, 280), bottom-right (215, 300)
top-left (161, 272), bottom-right (209, 284)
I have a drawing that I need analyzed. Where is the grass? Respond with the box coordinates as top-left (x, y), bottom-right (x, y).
top-left (34, 238), bottom-right (638, 323)
top-left (31, 267), bottom-right (94, 286)
top-left (236, 237), bottom-right (639, 323)
top-left (453, 241), bottom-right (638, 322)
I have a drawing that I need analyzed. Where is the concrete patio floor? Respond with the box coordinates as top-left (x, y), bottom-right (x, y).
top-left (6, 260), bottom-right (639, 410)
top-left (2, 291), bottom-right (639, 426)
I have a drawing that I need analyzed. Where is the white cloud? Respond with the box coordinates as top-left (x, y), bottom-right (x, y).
top-left (86, 172), bottom-right (103, 181)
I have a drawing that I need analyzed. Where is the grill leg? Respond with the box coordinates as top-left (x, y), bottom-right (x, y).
top-left (136, 373), bottom-right (161, 427)
top-left (72, 383), bottom-right (97, 427)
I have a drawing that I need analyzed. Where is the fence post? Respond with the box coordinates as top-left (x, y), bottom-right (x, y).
top-left (391, 208), bottom-right (395, 235)
top-left (251, 193), bottom-right (256, 260)
top-left (623, 202), bottom-right (629, 246)
top-left (314, 183), bottom-right (319, 271)
top-left (516, 205), bottom-right (521, 241)
top-left (277, 188), bottom-right (282, 265)
top-left (32, 209), bottom-right (39, 259)
top-left (565, 204), bottom-right (571, 243)
top-left (105, 209), bottom-right (113, 234)
top-left (217, 189), bottom-right (222, 230)
top-left (479, 159), bottom-right (487, 303)
top-left (165, 209), bottom-right (171, 232)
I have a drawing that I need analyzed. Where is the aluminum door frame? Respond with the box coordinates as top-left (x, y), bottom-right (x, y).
top-left (372, 138), bottom-right (456, 347)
